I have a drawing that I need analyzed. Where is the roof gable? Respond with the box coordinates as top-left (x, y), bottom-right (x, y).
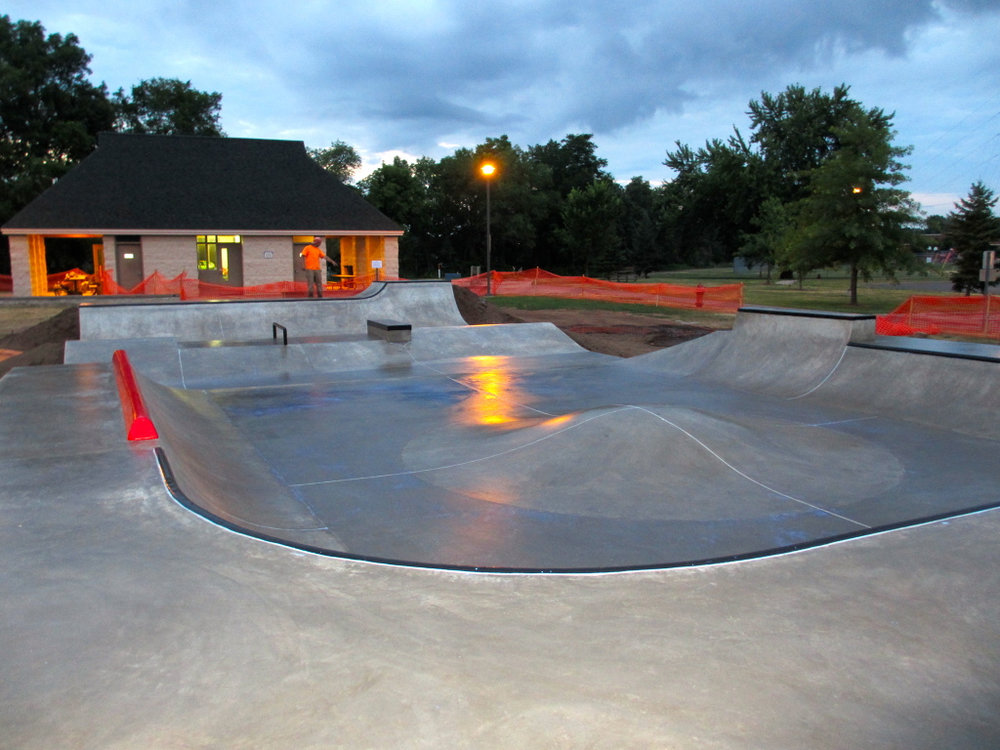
top-left (3, 133), bottom-right (402, 234)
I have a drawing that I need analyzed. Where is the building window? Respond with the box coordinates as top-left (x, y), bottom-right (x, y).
top-left (196, 235), bottom-right (241, 280)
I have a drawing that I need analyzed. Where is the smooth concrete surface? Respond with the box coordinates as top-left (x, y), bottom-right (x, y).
top-left (644, 307), bottom-right (875, 398)
top-left (77, 280), bottom-right (465, 343)
top-left (67, 321), bottom-right (587, 390)
top-left (627, 309), bottom-right (1000, 439)
top-left (135, 338), bottom-right (997, 571)
top-left (2, 294), bottom-right (1000, 746)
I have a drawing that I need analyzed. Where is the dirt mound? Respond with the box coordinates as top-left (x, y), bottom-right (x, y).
top-left (452, 284), bottom-right (522, 325)
top-left (0, 307), bottom-right (80, 376)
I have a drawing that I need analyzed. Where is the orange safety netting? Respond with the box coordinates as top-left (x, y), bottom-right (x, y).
top-left (876, 295), bottom-right (1000, 339)
top-left (452, 268), bottom-right (744, 313)
top-left (97, 269), bottom-right (380, 299)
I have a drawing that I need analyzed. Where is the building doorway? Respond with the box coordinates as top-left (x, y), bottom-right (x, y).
top-left (115, 241), bottom-right (144, 291)
top-left (292, 240), bottom-right (310, 285)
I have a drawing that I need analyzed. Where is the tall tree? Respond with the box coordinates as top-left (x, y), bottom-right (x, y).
top-left (732, 84), bottom-right (866, 275)
top-left (944, 181), bottom-right (1000, 295)
top-left (620, 176), bottom-right (659, 276)
top-left (562, 179), bottom-right (623, 276)
top-left (477, 136), bottom-right (552, 271)
top-left (924, 215), bottom-right (948, 234)
top-left (662, 135), bottom-right (759, 266)
top-left (360, 155), bottom-right (436, 276)
top-left (112, 77), bottom-right (223, 136)
top-left (426, 146), bottom-right (481, 273)
top-left (308, 140), bottom-right (362, 183)
top-left (747, 84), bottom-right (857, 204)
top-left (0, 16), bottom-right (114, 226)
top-left (528, 134), bottom-right (609, 195)
top-left (528, 134), bottom-right (608, 272)
top-left (429, 136), bottom-right (551, 274)
top-left (785, 103), bottom-right (919, 304)
top-left (741, 196), bottom-right (792, 282)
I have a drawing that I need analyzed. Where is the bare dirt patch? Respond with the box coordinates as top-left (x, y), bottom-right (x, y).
top-left (452, 285), bottom-right (722, 357)
top-left (0, 304), bottom-right (77, 338)
top-left (0, 305), bottom-right (80, 376)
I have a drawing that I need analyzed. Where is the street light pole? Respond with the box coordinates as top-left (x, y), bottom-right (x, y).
top-left (480, 162), bottom-right (496, 295)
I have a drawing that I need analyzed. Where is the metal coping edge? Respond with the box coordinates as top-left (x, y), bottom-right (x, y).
top-left (738, 306), bottom-right (877, 321)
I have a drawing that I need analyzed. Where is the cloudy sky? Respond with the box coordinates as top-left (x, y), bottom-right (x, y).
top-left (11, 0), bottom-right (1000, 215)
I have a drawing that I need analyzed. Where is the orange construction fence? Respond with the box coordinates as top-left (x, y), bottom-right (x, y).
top-left (0, 268), bottom-right (381, 297)
top-left (453, 268), bottom-right (744, 313)
top-left (877, 294), bottom-right (1000, 340)
top-left (96, 269), bottom-right (379, 299)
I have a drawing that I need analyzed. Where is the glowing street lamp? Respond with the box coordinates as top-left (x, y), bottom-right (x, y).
top-left (480, 162), bottom-right (497, 295)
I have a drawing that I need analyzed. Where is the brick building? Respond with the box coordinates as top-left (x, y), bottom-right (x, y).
top-left (1, 133), bottom-right (402, 296)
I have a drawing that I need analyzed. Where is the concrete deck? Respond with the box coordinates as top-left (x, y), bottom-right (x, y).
top-left (2, 286), bottom-right (999, 747)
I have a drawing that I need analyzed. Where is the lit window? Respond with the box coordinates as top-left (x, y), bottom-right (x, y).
top-left (196, 235), bottom-right (241, 279)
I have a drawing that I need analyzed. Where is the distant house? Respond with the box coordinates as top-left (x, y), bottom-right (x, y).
top-left (1, 133), bottom-right (403, 296)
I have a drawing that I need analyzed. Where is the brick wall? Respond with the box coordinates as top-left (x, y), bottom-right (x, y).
top-left (142, 236), bottom-right (192, 279)
top-left (242, 237), bottom-right (295, 286)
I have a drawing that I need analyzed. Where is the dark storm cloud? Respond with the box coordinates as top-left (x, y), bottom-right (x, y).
top-left (11, 0), bottom-right (1000, 206)
top-left (276, 0), bottom-right (953, 146)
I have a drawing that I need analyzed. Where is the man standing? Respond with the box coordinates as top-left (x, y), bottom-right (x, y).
top-left (300, 236), bottom-right (336, 298)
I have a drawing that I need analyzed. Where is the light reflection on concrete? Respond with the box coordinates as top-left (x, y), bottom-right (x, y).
top-left (451, 355), bottom-right (539, 429)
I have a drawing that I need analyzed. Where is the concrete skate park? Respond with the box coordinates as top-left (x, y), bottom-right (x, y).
top-left (2, 280), bottom-right (999, 747)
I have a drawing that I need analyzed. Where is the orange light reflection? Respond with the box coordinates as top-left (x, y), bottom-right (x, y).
top-left (453, 355), bottom-right (534, 429)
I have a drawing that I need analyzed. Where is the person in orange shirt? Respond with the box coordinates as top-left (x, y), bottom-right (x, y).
top-left (300, 236), bottom-right (337, 297)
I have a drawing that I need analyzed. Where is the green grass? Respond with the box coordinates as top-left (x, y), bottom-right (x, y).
top-left (488, 264), bottom-right (959, 318)
top-left (740, 281), bottom-right (924, 314)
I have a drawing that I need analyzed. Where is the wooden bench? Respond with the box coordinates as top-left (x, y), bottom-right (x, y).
top-left (366, 319), bottom-right (412, 343)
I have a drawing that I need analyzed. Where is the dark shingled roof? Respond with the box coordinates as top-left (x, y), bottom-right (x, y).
top-left (3, 132), bottom-right (402, 234)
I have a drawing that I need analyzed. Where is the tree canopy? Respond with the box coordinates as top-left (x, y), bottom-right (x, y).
top-left (660, 83), bottom-right (921, 302)
top-left (308, 140), bottom-right (362, 183)
top-left (361, 134), bottom-right (616, 277)
top-left (357, 88), bottom-right (930, 286)
top-left (112, 77), bottom-right (224, 136)
top-left (562, 179), bottom-right (622, 276)
top-left (945, 181), bottom-right (1000, 294)
top-left (784, 101), bottom-right (920, 303)
top-left (0, 15), bottom-right (114, 224)
top-left (0, 16), bottom-right (225, 238)
top-left (358, 155), bottom-right (436, 276)
top-left (747, 84), bottom-right (858, 203)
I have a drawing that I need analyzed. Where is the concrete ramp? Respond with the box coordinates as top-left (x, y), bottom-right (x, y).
top-left (138, 373), bottom-right (349, 551)
top-left (627, 306), bottom-right (999, 440)
top-left (630, 307), bottom-right (876, 398)
top-left (802, 343), bottom-right (1000, 440)
top-left (79, 280), bottom-right (465, 342)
